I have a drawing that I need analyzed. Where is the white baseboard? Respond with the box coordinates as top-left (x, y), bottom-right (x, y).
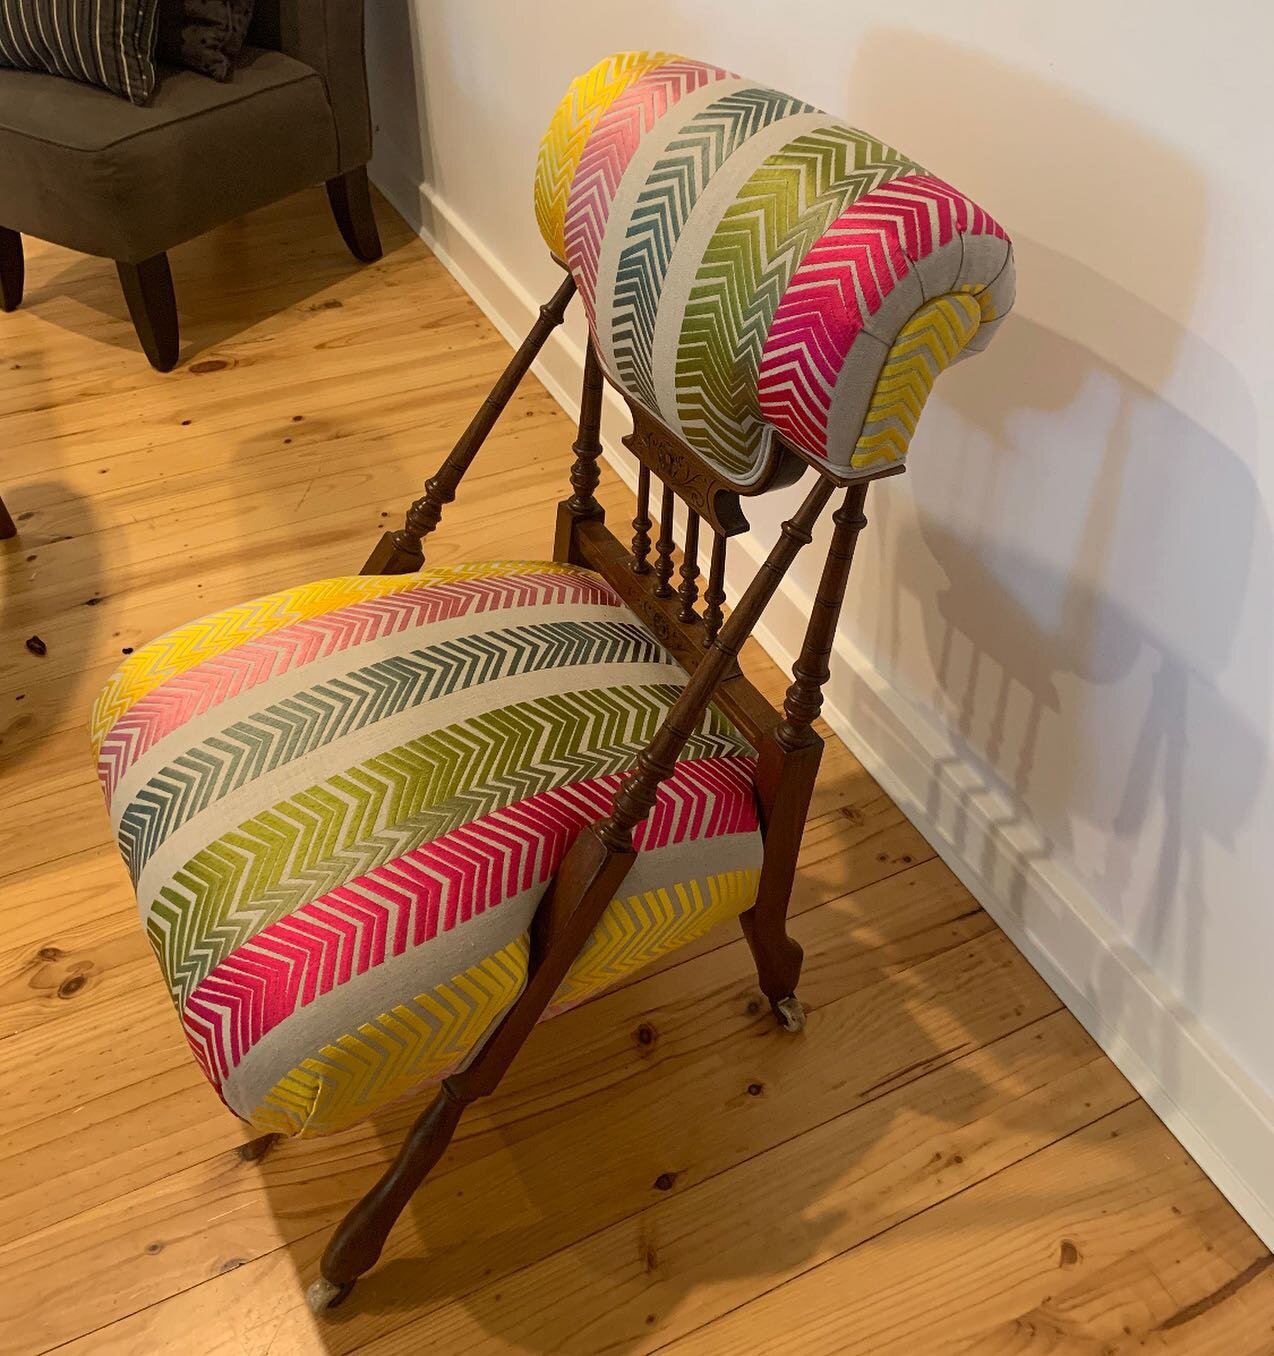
top-left (371, 156), bottom-right (1274, 1251)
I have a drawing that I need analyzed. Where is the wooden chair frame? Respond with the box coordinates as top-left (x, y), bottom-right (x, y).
top-left (307, 274), bottom-right (903, 1311)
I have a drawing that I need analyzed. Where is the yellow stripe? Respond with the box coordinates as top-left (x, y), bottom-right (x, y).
top-left (533, 50), bottom-right (679, 260)
top-left (251, 937), bottom-right (530, 1138)
top-left (89, 560), bottom-right (589, 754)
top-left (247, 866), bottom-right (759, 1137)
top-left (850, 292), bottom-right (982, 470)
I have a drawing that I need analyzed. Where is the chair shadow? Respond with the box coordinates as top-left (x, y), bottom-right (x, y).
top-left (845, 31), bottom-right (1271, 1102)
top-left (17, 187), bottom-right (417, 369)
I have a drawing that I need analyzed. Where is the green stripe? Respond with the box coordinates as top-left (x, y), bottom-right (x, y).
top-left (674, 125), bottom-right (919, 480)
top-left (147, 684), bottom-right (751, 1004)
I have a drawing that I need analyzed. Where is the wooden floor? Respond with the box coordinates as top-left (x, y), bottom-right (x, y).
top-left (2, 190), bottom-right (1272, 1356)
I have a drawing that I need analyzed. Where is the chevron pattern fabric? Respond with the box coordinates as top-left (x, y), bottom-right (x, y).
top-left (535, 53), bottom-right (1015, 485)
top-left (94, 562), bottom-right (764, 1137)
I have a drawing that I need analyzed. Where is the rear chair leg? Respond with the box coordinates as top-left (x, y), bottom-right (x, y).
top-left (327, 167), bottom-right (383, 264)
top-left (361, 274), bottom-right (578, 576)
top-left (0, 227), bottom-right (22, 312)
top-left (741, 482), bottom-right (875, 1032)
top-left (117, 254), bottom-right (179, 372)
top-left (307, 826), bottom-right (635, 1313)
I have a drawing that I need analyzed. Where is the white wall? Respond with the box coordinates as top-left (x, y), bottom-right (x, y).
top-left (364, 0), bottom-right (1274, 1240)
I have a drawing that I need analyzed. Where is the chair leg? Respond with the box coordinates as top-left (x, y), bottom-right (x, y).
top-left (307, 825), bottom-right (635, 1313)
top-left (0, 227), bottom-right (23, 312)
top-left (741, 483), bottom-right (874, 1031)
top-left (0, 492), bottom-right (16, 539)
top-left (327, 167), bottom-right (383, 264)
top-left (116, 254), bottom-right (179, 372)
top-left (740, 738), bottom-right (821, 1031)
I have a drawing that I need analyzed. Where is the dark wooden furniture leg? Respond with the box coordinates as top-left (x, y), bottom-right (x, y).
top-left (309, 828), bottom-right (635, 1312)
top-left (740, 481), bottom-right (874, 1029)
top-left (0, 227), bottom-right (22, 312)
top-left (310, 474), bottom-right (837, 1313)
top-left (116, 254), bottom-right (179, 372)
top-left (0, 493), bottom-right (15, 539)
top-left (326, 167), bottom-right (383, 264)
top-left (361, 274), bottom-right (578, 575)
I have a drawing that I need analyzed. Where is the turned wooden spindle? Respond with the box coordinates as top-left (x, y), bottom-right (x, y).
top-left (363, 274), bottom-right (577, 575)
top-left (775, 481), bottom-right (871, 750)
top-left (565, 341), bottom-right (605, 516)
top-left (703, 531), bottom-right (727, 643)
top-left (677, 511), bottom-right (701, 623)
top-left (553, 339), bottom-right (606, 562)
top-left (631, 464), bottom-right (653, 574)
top-left (653, 485), bottom-right (676, 597)
top-left (594, 477), bottom-right (835, 855)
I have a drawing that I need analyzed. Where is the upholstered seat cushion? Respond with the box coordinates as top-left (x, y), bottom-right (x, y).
top-left (92, 562), bottom-right (764, 1137)
top-left (0, 47), bottom-right (337, 261)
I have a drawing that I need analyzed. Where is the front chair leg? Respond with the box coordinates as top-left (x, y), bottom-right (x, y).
top-left (116, 254), bottom-right (179, 372)
top-left (0, 492), bottom-right (16, 540)
top-left (741, 482), bottom-right (875, 1032)
top-left (327, 167), bottom-right (383, 264)
top-left (0, 227), bottom-right (23, 312)
top-left (741, 738), bottom-right (822, 1032)
top-left (307, 1086), bottom-right (465, 1311)
top-left (307, 825), bottom-right (635, 1312)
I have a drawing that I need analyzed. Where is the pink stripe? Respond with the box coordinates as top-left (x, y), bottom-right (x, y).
top-left (98, 571), bottom-right (623, 803)
top-left (757, 173), bottom-right (1008, 459)
top-left (564, 60), bottom-right (731, 327)
top-left (181, 754), bottom-right (758, 1079)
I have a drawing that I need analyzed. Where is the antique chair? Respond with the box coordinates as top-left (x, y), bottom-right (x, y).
top-left (0, 0), bottom-right (380, 372)
top-left (91, 51), bottom-right (1014, 1312)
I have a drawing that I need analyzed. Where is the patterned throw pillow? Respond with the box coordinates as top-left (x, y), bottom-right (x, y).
top-left (0, 0), bottom-right (162, 104)
top-left (156, 0), bottom-right (254, 82)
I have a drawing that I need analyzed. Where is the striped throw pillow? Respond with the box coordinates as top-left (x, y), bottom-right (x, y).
top-left (0, 0), bottom-right (163, 105)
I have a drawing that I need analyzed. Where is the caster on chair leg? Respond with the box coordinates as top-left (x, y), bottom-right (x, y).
top-left (306, 1275), bottom-right (354, 1315)
top-left (773, 994), bottom-right (805, 1033)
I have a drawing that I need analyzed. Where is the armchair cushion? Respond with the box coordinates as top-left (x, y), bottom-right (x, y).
top-left (92, 562), bottom-right (764, 1137)
top-left (535, 52), bottom-right (1015, 488)
top-left (0, 0), bottom-right (161, 104)
top-left (0, 47), bottom-right (337, 260)
top-left (157, 0), bottom-right (255, 82)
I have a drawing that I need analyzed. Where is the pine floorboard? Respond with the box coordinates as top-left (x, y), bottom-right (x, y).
top-left (1, 189), bottom-right (1271, 1355)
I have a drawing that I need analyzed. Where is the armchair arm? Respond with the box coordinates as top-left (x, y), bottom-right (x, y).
top-left (250, 0), bottom-right (373, 171)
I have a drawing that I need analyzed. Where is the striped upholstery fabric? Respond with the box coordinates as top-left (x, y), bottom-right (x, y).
top-left (93, 562), bottom-right (764, 1137)
top-left (534, 52), bottom-right (1015, 487)
top-left (0, 0), bottom-right (161, 104)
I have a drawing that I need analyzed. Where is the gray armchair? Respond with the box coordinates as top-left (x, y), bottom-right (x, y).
top-left (0, 0), bottom-right (380, 373)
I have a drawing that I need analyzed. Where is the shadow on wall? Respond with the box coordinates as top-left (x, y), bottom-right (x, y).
top-left (845, 32), bottom-right (1271, 1062)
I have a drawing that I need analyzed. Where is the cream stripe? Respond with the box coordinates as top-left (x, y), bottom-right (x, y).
top-left (648, 111), bottom-right (834, 452)
top-left (218, 836), bottom-right (759, 1122)
top-left (589, 75), bottom-right (752, 384)
top-left (133, 660), bottom-right (689, 909)
top-left (107, 599), bottom-right (642, 823)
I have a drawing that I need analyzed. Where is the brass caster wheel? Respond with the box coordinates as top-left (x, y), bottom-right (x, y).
top-left (306, 1276), bottom-right (354, 1315)
top-left (773, 995), bottom-right (806, 1033)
